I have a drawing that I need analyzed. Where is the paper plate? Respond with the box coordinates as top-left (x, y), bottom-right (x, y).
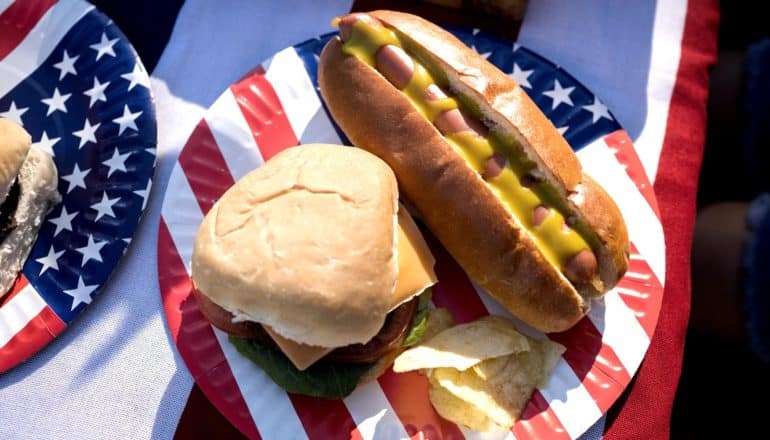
top-left (0, 0), bottom-right (156, 372)
top-left (158, 28), bottom-right (664, 439)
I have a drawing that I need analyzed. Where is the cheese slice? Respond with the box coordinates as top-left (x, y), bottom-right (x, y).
top-left (391, 204), bottom-right (437, 309)
top-left (267, 207), bottom-right (438, 371)
top-left (263, 325), bottom-right (333, 371)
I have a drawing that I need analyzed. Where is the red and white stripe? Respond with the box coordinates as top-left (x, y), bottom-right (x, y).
top-left (159, 42), bottom-right (665, 440)
top-left (204, 90), bottom-right (265, 180)
top-left (0, 0), bottom-right (14, 14)
top-left (343, 381), bottom-right (409, 440)
top-left (634, 0), bottom-right (689, 181)
top-left (161, 163), bottom-right (201, 272)
top-left (0, 280), bottom-right (67, 373)
top-left (0, 0), bottom-right (92, 96)
top-left (212, 326), bottom-right (309, 439)
top-left (158, 219), bottom-right (262, 440)
top-left (577, 136), bottom-right (665, 281)
top-left (262, 48), bottom-right (342, 146)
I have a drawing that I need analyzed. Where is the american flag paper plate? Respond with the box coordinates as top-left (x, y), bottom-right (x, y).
top-left (158, 29), bottom-right (664, 439)
top-left (0, 0), bottom-right (156, 373)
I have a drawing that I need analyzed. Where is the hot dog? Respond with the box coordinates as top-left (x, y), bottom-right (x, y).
top-left (318, 11), bottom-right (629, 332)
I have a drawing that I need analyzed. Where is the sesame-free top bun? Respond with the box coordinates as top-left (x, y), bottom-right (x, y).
top-left (191, 144), bottom-right (400, 348)
top-left (0, 119), bottom-right (32, 205)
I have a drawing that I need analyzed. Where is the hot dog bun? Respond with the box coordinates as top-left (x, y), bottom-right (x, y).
top-left (318, 11), bottom-right (629, 332)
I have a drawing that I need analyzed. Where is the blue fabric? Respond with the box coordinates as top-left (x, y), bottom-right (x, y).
top-left (742, 39), bottom-right (770, 193)
top-left (740, 39), bottom-right (770, 362)
top-left (744, 193), bottom-right (770, 362)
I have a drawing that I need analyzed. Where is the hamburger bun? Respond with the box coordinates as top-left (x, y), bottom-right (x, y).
top-left (191, 144), bottom-right (401, 348)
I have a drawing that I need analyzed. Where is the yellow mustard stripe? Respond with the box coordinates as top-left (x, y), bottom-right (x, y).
top-left (341, 21), bottom-right (591, 270)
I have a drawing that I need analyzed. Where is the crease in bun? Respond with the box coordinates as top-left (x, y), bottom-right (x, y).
top-left (192, 144), bottom-right (400, 348)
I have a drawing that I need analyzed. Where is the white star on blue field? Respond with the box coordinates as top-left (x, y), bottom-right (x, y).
top-left (0, 10), bottom-right (156, 321)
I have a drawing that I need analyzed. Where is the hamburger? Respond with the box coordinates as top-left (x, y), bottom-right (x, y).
top-left (0, 119), bottom-right (60, 296)
top-left (190, 144), bottom-right (438, 398)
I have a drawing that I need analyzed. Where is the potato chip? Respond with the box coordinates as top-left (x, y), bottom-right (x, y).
top-left (472, 355), bottom-right (510, 380)
top-left (393, 315), bottom-right (566, 432)
top-left (494, 338), bottom-right (564, 389)
top-left (422, 308), bottom-right (453, 342)
top-left (427, 335), bottom-right (566, 430)
top-left (427, 374), bottom-right (502, 432)
top-left (432, 366), bottom-right (526, 428)
top-left (393, 315), bottom-right (530, 372)
top-left (529, 338), bottom-right (566, 388)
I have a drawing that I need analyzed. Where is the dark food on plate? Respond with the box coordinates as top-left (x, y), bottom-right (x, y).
top-left (190, 144), bottom-right (440, 398)
top-left (318, 11), bottom-right (629, 333)
top-left (0, 119), bottom-right (60, 296)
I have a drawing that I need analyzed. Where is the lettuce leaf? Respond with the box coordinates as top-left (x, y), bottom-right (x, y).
top-left (402, 288), bottom-right (432, 347)
top-left (229, 289), bottom-right (434, 398)
top-left (229, 336), bottom-right (373, 399)
top-left (402, 308), bottom-right (429, 347)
